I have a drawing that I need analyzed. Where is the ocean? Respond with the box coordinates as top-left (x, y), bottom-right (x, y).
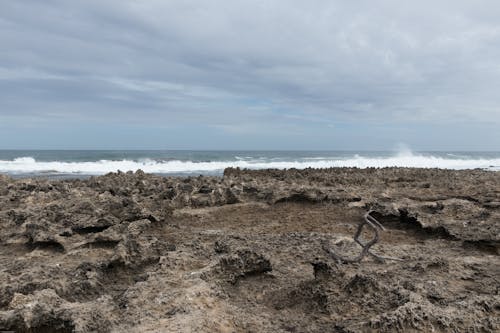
top-left (0, 150), bottom-right (499, 178)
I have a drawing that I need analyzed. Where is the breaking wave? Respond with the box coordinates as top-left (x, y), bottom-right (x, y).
top-left (0, 152), bottom-right (499, 175)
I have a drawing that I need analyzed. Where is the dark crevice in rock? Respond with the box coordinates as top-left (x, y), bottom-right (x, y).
top-left (462, 240), bottom-right (499, 255)
top-left (454, 196), bottom-right (480, 203)
top-left (26, 241), bottom-right (65, 253)
top-left (80, 240), bottom-right (120, 249)
top-left (275, 193), bottom-right (323, 204)
top-left (198, 185), bottom-right (213, 194)
top-left (145, 214), bottom-right (159, 223)
top-left (72, 225), bottom-right (111, 234)
top-left (372, 210), bottom-right (457, 241)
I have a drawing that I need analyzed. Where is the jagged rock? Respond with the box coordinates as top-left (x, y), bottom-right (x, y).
top-left (0, 168), bottom-right (498, 332)
top-left (0, 289), bottom-right (115, 333)
top-left (216, 249), bottom-right (272, 283)
top-left (191, 193), bottom-right (212, 207)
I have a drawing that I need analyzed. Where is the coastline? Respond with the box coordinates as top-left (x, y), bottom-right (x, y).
top-left (0, 167), bottom-right (499, 332)
top-left (1, 150), bottom-right (500, 176)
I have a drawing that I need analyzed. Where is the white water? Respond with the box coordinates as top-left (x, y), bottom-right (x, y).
top-left (0, 152), bottom-right (499, 175)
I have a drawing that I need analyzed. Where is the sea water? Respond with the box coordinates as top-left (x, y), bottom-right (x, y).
top-left (0, 150), bottom-right (499, 178)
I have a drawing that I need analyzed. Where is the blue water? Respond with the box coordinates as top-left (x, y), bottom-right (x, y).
top-left (0, 150), bottom-right (499, 178)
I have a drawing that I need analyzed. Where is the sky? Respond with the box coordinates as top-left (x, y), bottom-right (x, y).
top-left (0, 0), bottom-right (499, 150)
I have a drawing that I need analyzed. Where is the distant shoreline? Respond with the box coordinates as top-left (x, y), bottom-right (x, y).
top-left (1, 150), bottom-right (500, 175)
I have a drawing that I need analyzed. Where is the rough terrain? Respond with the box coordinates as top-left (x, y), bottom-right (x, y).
top-left (0, 167), bottom-right (499, 332)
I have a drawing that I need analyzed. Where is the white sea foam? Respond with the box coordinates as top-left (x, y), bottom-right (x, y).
top-left (0, 152), bottom-right (499, 175)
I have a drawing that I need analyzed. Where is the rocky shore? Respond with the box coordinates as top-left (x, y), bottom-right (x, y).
top-left (0, 167), bottom-right (499, 332)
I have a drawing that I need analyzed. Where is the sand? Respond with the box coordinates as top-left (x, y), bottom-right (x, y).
top-left (0, 167), bottom-right (499, 332)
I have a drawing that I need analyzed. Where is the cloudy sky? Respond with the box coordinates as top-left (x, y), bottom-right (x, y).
top-left (1, 0), bottom-right (499, 150)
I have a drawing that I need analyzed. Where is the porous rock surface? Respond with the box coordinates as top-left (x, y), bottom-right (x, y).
top-left (0, 168), bottom-right (499, 332)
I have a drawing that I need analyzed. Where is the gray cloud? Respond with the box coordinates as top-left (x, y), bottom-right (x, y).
top-left (1, 0), bottom-right (499, 149)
